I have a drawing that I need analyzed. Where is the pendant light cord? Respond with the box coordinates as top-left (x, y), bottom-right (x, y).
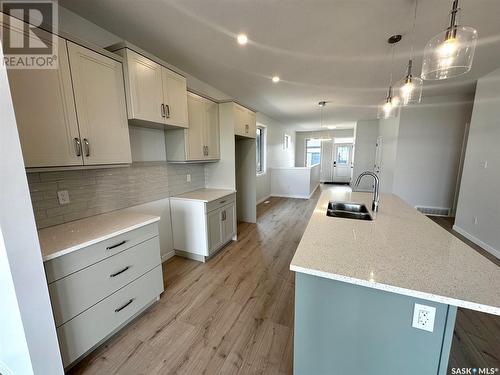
top-left (409, 0), bottom-right (418, 61)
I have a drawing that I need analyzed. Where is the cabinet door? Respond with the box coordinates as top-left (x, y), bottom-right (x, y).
top-left (6, 32), bottom-right (82, 167)
top-left (162, 68), bottom-right (189, 128)
top-left (222, 203), bottom-right (236, 243)
top-left (207, 209), bottom-right (223, 254)
top-left (67, 42), bottom-right (131, 165)
top-left (204, 99), bottom-right (220, 159)
top-left (185, 93), bottom-right (205, 160)
top-left (246, 110), bottom-right (257, 138)
top-left (124, 49), bottom-right (164, 124)
top-left (234, 104), bottom-right (247, 136)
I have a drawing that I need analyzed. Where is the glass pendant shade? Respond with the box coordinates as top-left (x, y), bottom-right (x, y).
top-left (397, 75), bottom-right (423, 105)
top-left (421, 25), bottom-right (478, 80)
top-left (377, 96), bottom-right (400, 120)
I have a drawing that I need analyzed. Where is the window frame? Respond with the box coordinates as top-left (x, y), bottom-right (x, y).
top-left (256, 126), bottom-right (266, 175)
top-left (305, 138), bottom-right (321, 167)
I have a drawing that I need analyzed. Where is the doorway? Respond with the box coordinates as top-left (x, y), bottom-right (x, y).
top-left (320, 141), bottom-right (353, 184)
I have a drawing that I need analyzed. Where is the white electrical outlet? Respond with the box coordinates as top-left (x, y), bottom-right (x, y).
top-left (186, 174), bottom-right (191, 182)
top-left (57, 190), bottom-right (70, 205)
top-left (473, 217), bottom-right (479, 225)
top-left (412, 303), bottom-right (436, 332)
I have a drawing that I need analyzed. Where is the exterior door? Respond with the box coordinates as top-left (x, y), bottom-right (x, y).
top-left (320, 140), bottom-right (333, 182)
top-left (332, 143), bottom-right (353, 183)
top-left (67, 42), bottom-right (131, 165)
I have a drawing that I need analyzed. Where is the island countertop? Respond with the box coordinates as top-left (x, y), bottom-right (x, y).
top-left (290, 189), bottom-right (500, 315)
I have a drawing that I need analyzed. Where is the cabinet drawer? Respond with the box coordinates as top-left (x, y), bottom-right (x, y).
top-left (57, 265), bottom-right (163, 367)
top-left (44, 223), bottom-right (158, 283)
top-left (206, 193), bottom-right (236, 213)
top-left (49, 236), bottom-right (161, 327)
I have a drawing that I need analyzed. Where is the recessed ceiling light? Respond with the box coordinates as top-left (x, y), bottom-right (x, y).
top-left (272, 76), bottom-right (280, 83)
top-left (237, 33), bottom-right (248, 45)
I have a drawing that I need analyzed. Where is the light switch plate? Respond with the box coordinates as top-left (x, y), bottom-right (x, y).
top-left (57, 190), bottom-right (70, 205)
top-left (412, 303), bottom-right (436, 332)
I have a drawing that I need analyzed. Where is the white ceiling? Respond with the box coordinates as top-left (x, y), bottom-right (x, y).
top-left (60, 0), bottom-right (500, 130)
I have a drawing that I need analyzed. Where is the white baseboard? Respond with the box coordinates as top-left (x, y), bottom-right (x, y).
top-left (452, 225), bottom-right (500, 259)
top-left (257, 195), bottom-right (272, 205)
top-left (270, 193), bottom-right (309, 199)
top-left (161, 250), bottom-right (175, 263)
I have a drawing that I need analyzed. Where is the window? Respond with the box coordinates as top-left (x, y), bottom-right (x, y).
top-left (305, 139), bottom-right (321, 167)
top-left (256, 126), bottom-right (265, 174)
top-left (283, 134), bottom-right (290, 150)
top-left (335, 145), bottom-right (350, 166)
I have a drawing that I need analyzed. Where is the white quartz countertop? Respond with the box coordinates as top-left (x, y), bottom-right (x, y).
top-left (170, 188), bottom-right (236, 202)
top-left (38, 209), bottom-right (160, 262)
top-left (290, 189), bottom-right (500, 315)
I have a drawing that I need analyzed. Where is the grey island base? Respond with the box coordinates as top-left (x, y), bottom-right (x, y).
top-left (290, 189), bottom-right (500, 375)
top-left (294, 273), bottom-right (456, 375)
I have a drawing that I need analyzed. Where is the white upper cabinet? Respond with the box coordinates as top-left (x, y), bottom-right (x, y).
top-left (121, 49), bottom-right (164, 125)
top-left (5, 27), bottom-right (82, 167)
top-left (205, 99), bottom-right (220, 159)
top-left (117, 48), bottom-right (188, 129)
top-left (5, 16), bottom-right (131, 168)
top-left (165, 92), bottom-right (219, 162)
top-left (233, 103), bottom-right (256, 138)
top-left (162, 67), bottom-right (189, 128)
top-left (67, 42), bottom-right (131, 165)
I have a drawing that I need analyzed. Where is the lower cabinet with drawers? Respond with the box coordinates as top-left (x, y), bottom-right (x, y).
top-left (170, 192), bottom-right (236, 262)
top-left (43, 222), bottom-right (164, 368)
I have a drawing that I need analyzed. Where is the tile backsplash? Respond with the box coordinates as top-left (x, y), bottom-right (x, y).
top-left (28, 162), bottom-right (205, 229)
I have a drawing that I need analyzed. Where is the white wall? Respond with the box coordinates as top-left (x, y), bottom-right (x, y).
top-left (353, 120), bottom-right (379, 190)
top-left (455, 68), bottom-right (500, 258)
top-left (393, 94), bottom-right (472, 209)
top-left (0, 46), bottom-right (64, 375)
top-left (378, 116), bottom-right (400, 194)
top-left (295, 129), bottom-right (355, 167)
top-left (255, 113), bottom-right (295, 203)
top-left (271, 165), bottom-right (320, 199)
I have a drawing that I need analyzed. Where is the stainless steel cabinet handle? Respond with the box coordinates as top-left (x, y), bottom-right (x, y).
top-left (106, 240), bottom-right (127, 250)
top-left (219, 200), bottom-right (226, 204)
top-left (110, 266), bottom-right (130, 278)
top-left (161, 103), bottom-right (165, 118)
top-left (74, 138), bottom-right (82, 157)
top-left (222, 210), bottom-right (226, 221)
top-left (114, 298), bottom-right (134, 313)
top-left (245, 124), bottom-right (249, 133)
top-left (206, 145), bottom-right (209, 156)
top-left (165, 104), bottom-right (170, 118)
top-left (83, 138), bottom-right (90, 157)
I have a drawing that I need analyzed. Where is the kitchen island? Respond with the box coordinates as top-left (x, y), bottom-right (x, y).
top-left (290, 189), bottom-right (500, 375)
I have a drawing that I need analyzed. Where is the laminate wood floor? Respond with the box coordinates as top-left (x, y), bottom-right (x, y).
top-left (68, 190), bottom-right (499, 375)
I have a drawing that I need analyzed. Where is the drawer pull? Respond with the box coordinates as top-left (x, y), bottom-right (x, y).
top-left (110, 266), bottom-right (130, 278)
top-left (219, 200), bottom-right (226, 204)
top-left (114, 298), bottom-right (134, 313)
top-left (106, 240), bottom-right (127, 250)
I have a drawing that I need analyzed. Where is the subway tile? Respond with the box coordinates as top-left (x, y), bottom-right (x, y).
top-left (29, 181), bottom-right (58, 192)
top-left (37, 215), bottom-right (65, 229)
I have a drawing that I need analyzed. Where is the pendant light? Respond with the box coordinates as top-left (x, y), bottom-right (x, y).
top-left (378, 35), bottom-right (401, 120)
top-left (397, 0), bottom-right (423, 105)
top-left (421, 0), bottom-right (478, 80)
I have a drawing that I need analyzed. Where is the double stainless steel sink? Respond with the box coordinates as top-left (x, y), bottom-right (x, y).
top-left (326, 201), bottom-right (373, 221)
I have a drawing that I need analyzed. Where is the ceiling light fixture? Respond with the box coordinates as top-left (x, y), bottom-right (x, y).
top-left (421, 0), bottom-right (478, 80)
top-left (378, 35), bottom-right (401, 120)
top-left (397, 0), bottom-right (423, 105)
top-left (272, 76), bottom-right (280, 83)
top-left (237, 33), bottom-right (248, 45)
